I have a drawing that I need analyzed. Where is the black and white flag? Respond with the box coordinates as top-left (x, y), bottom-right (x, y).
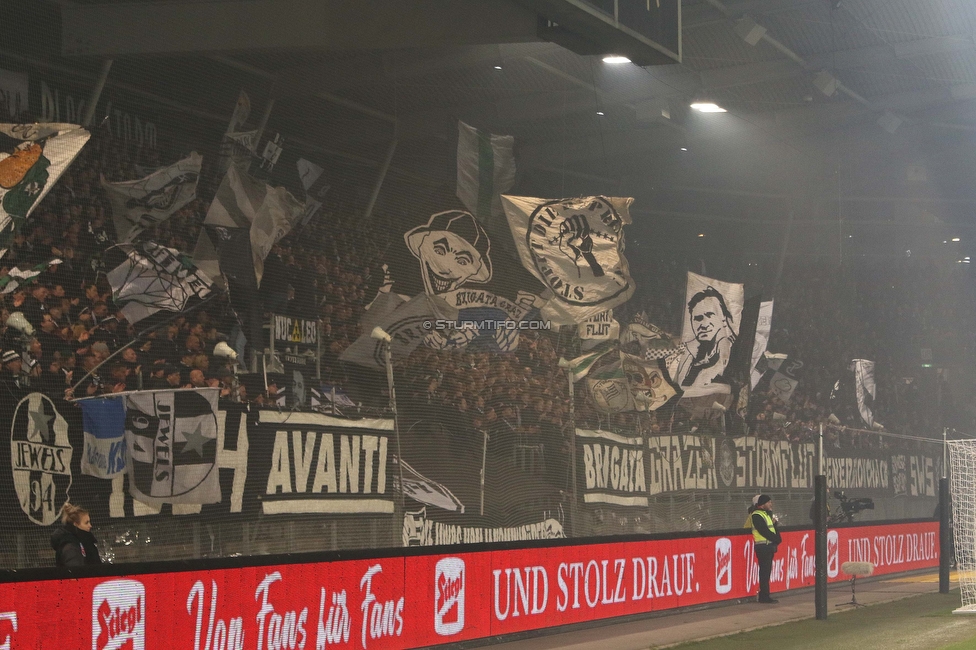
top-left (397, 457), bottom-right (465, 513)
top-left (340, 293), bottom-right (456, 369)
top-left (750, 300), bottom-right (774, 389)
top-left (125, 388), bottom-right (221, 505)
top-left (107, 241), bottom-right (213, 323)
top-left (205, 164), bottom-right (304, 287)
top-left (666, 272), bottom-right (743, 397)
top-left (215, 90), bottom-right (251, 177)
top-left (502, 195), bottom-right (636, 324)
top-left (103, 152), bottom-right (202, 242)
top-left (297, 157), bottom-right (330, 226)
top-left (853, 358), bottom-right (877, 427)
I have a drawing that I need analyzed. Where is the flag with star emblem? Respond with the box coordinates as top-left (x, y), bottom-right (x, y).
top-left (0, 123), bottom-right (90, 258)
top-left (123, 388), bottom-right (221, 505)
top-left (102, 152), bottom-right (202, 242)
top-left (8, 393), bottom-right (74, 525)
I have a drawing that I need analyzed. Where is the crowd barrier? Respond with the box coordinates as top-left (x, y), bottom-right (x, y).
top-left (0, 519), bottom-right (939, 649)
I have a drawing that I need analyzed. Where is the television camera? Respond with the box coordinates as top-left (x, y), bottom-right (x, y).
top-left (828, 491), bottom-right (875, 524)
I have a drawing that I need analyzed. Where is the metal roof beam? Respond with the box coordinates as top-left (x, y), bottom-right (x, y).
top-left (62, 0), bottom-right (539, 56)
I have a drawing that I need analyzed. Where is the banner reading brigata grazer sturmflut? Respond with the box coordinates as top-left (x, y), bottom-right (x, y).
top-left (0, 521), bottom-right (938, 649)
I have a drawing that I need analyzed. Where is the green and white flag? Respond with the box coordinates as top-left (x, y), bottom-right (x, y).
top-left (0, 258), bottom-right (62, 294)
top-left (566, 343), bottom-right (614, 382)
top-left (456, 120), bottom-right (515, 232)
top-left (586, 353), bottom-right (635, 413)
top-left (0, 123), bottom-right (90, 257)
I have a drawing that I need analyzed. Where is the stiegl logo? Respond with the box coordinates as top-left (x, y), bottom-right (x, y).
top-left (434, 557), bottom-right (465, 636)
top-left (715, 538), bottom-right (733, 594)
top-left (827, 530), bottom-right (839, 578)
top-left (92, 579), bottom-right (145, 650)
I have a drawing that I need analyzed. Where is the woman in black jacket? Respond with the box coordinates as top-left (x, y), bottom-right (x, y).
top-left (50, 503), bottom-right (102, 567)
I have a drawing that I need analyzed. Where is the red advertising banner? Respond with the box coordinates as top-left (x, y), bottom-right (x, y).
top-left (0, 521), bottom-right (938, 649)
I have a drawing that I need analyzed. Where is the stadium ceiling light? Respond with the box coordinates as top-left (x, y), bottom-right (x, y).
top-left (690, 102), bottom-right (727, 113)
top-left (602, 55), bottom-right (631, 64)
top-left (493, 65), bottom-right (503, 70)
top-left (698, 233), bottom-right (705, 238)
top-left (680, 147), bottom-right (688, 151)
top-left (596, 111), bottom-right (605, 116)
top-left (953, 237), bottom-right (962, 242)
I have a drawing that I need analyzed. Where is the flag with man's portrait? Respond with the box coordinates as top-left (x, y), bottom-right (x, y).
top-left (665, 272), bottom-right (743, 398)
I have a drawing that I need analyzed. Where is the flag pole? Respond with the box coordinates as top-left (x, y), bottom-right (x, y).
top-left (363, 139), bottom-right (398, 220)
top-left (559, 357), bottom-right (578, 537)
top-left (81, 59), bottom-right (113, 128)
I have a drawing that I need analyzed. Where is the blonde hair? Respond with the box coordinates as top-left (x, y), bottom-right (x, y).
top-left (60, 503), bottom-right (88, 525)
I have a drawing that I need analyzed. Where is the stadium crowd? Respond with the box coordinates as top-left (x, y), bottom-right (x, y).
top-left (0, 128), bottom-right (970, 468)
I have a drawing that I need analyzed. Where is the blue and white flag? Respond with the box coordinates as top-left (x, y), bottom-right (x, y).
top-left (79, 397), bottom-right (127, 479)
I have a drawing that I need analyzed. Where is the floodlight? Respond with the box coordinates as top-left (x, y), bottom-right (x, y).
top-left (690, 102), bottom-right (727, 113)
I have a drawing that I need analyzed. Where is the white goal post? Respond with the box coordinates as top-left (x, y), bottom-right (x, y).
top-left (948, 440), bottom-right (976, 614)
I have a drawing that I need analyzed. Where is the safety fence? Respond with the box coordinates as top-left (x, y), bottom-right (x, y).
top-left (0, 391), bottom-right (941, 569)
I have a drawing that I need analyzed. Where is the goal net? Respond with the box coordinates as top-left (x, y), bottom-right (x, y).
top-left (949, 440), bottom-right (976, 613)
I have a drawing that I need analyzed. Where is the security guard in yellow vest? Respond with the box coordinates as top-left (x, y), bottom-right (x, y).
top-left (751, 494), bottom-right (782, 603)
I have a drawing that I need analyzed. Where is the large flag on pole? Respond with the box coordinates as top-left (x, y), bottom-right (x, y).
top-left (456, 120), bottom-right (516, 235)
top-left (502, 194), bottom-right (636, 324)
top-left (215, 90), bottom-right (251, 177)
top-left (853, 358), bottom-right (877, 427)
top-left (666, 272), bottom-right (744, 397)
top-left (750, 300), bottom-right (774, 389)
top-left (0, 123), bottom-right (89, 256)
top-left (339, 293), bottom-right (456, 370)
top-left (102, 152), bottom-right (202, 242)
top-left (297, 157), bottom-right (330, 226)
top-left (107, 241), bottom-right (213, 323)
top-left (205, 164), bottom-right (304, 286)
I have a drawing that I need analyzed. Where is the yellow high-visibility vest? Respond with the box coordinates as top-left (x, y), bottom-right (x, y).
top-left (751, 508), bottom-right (777, 544)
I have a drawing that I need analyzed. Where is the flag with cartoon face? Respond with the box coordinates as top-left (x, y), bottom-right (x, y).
top-left (402, 210), bottom-right (544, 353)
top-left (0, 123), bottom-right (90, 256)
top-left (502, 195), bottom-right (636, 324)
